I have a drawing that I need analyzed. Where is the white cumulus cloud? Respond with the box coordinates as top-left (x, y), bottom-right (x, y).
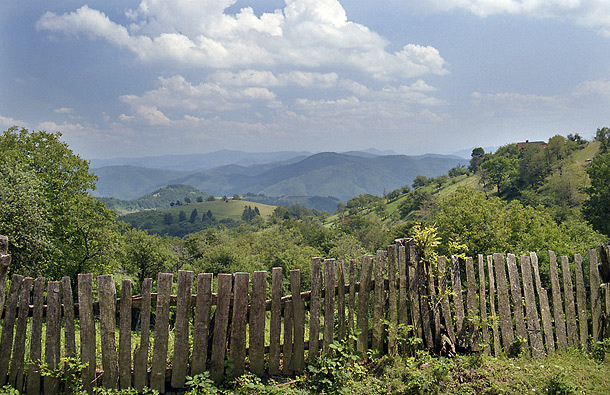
top-left (36, 1), bottom-right (448, 80)
top-left (423, 0), bottom-right (610, 37)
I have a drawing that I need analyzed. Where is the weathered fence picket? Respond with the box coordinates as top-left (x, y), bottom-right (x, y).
top-left (487, 255), bottom-right (501, 356)
top-left (211, 273), bottom-right (231, 382)
top-left (465, 257), bottom-right (479, 352)
top-left (589, 248), bottom-right (603, 341)
top-left (507, 254), bottom-right (528, 355)
top-left (323, 259), bottom-right (335, 353)
top-left (133, 277), bottom-right (152, 391)
top-left (549, 250), bottom-right (568, 350)
top-left (530, 252), bottom-right (555, 354)
top-left (119, 279), bottom-right (132, 390)
top-left (494, 253), bottom-right (515, 355)
top-left (309, 257), bottom-right (321, 363)
top-left (45, 281), bottom-right (61, 394)
top-left (250, 271), bottom-right (267, 377)
top-left (477, 255), bottom-right (490, 355)
top-left (151, 273), bottom-right (172, 391)
top-left (520, 255), bottom-right (544, 358)
top-left (269, 268), bottom-right (282, 375)
top-left (574, 254), bottom-right (588, 349)
top-left (560, 255), bottom-right (578, 347)
top-left (26, 277), bottom-right (45, 395)
top-left (172, 270), bottom-right (192, 388)
top-left (0, 235), bottom-right (609, 393)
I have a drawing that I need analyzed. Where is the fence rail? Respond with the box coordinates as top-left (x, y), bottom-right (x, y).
top-left (1, 235), bottom-right (609, 393)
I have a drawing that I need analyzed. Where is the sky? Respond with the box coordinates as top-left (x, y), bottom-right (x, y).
top-left (1, 0), bottom-right (609, 160)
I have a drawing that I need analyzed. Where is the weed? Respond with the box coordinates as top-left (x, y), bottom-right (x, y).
top-left (185, 371), bottom-right (219, 394)
top-left (305, 335), bottom-right (362, 394)
top-left (547, 373), bottom-right (577, 395)
top-left (38, 356), bottom-right (88, 394)
top-left (589, 337), bottom-right (610, 363)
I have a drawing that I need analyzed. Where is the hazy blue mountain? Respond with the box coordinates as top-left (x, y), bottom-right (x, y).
top-left (90, 150), bottom-right (312, 172)
top-left (93, 166), bottom-right (195, 200)
top-left (92, 151), bottom-right (466, 202)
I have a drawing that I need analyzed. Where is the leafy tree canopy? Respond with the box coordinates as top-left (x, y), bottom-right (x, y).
top-left (0, 127), bottom-right (122, 279)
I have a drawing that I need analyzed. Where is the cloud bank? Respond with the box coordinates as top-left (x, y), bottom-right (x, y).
top-left (424, 0), bottom-right (610, 37)
top-left (36, 0), bottom-right (448, 80)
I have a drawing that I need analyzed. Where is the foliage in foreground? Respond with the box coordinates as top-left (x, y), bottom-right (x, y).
top-left (5, 345), bottom-right (608, 394)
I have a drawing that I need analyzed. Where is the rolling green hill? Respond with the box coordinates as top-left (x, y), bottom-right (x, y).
top-left (98, 184), bottom-right (211, 215)
top-left (120, 199), bottom-right (276, 237)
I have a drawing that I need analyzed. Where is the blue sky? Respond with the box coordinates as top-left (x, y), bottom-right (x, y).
top-left (1, 0), bottom-right (609, 159)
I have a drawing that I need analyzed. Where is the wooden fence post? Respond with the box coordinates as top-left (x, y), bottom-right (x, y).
top-left (283, 300), bottom-right (293, 376)
top-left (530, 252), bottom-right (555, 354)
top-left (408, 244), bottom-right (422, 340)
top-left (119, 280), bottom-right (132, 390)
top-left (250, 271), bottom-right (267, 377)
top-left (487, 255), bottom-right (501, 356)
top-left (133, 278), bottom-right (152, 391)
top-left (494, 253), bottom-right (514, 355)
top-left (549, 250), bottom-right (568, 350)
top-left (348, 259), bottom-right (357, 350)
top-left (323, 259), bottom-right (336, 353)
top-left (465, 257), bottom-right (480, 352)
top-left (337, 260), bottom-right (346, 342)
top-left (387, 246), bottom-right (398, 354)
top-left (44, 281), bottom-right (61, 394)
top-left (0, 275), bottom-right (23, 387)
top-left (211, 274), bottom-right (232, 382)
top-left (398, 246), bottom-right (408, 328)
top-left (589, 249), bottom-right (603, 342)
top-left (520, 255), bottom-right (545, 358)
top-left (451, 256), bottom-right (466, 349)
top-left (478, 255), bottom-right (490, 354)
top-left (61, 277), bottom-right (76, 362)
top-left (574, 254), bottom-right (589, 349)
top-left (419, 254), bottom-right (433, 349)
top-left (171, 270), bottom-right (193, 389)
top-left (373, 251), bottom-right (386, 354)
top-left (191, 274), bottom-right (212, 376)
top-left (290, 270), bottom-right (305, 374)
top-left (26, 277), bottom-right (45, 395)
top-left (560, 256), bottom-right (578, 347)
top-left (507, 254), bottom-right (528, 355)
top-left (151, 273), bottom-right (173, 392)
top-left (357, 255), bottom-right (373, 355)
top-left (98, 275), bottom-right (118, 389)
top-left (229, 272), bottom-right (249, 379)
top-left (438, 257), bottom-right (456, 349)
top-left (8, 277), bottom-right (32, 391)
top-left (77, 274), bottom-right (95, 392)
top-left (269, 268), bottom-right (282, 376)
top-left (309, 258), bottom-right (322, 363)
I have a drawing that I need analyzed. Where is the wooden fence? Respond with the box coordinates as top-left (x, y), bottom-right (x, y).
top-left (1, 235), bottom-right (610, 393)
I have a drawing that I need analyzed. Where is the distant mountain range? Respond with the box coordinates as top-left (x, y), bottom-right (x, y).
top-left (91, 150), bottom-right (467, 203)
